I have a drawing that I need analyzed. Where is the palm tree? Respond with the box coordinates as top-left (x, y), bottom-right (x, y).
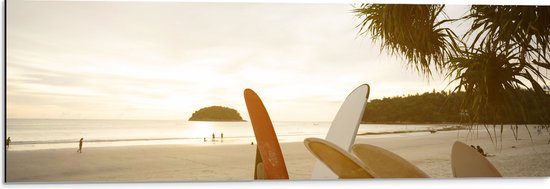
top-left (354, 4), bottom-right (550, 142)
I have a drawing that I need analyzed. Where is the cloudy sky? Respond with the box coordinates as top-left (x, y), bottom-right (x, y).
top-left (7, 1), bottom-right (471, 121)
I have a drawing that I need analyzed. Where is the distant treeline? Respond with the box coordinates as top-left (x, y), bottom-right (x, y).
top-left (361, 90), bottom-right (550, 124)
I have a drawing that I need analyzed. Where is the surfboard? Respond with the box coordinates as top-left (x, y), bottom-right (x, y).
top-left (304, 138), bottom-right (376, 179)
top-left (244, 89), bottom-right (289, 180)
top-left (253, 147), bottom-right (265, 179)
top-left (255, 162), bottom-right (266, 179)
top-left (451, 141), bottom-right (502, 177)
top-left (312, 84), bottom-right (370, 179)
top-left (352, 144), bottom-right (429, 178)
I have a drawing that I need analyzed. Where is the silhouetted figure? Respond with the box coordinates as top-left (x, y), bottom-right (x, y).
top-left (251, 142), bottom-right (254, 145)
top-left (212, 133), bottom-right (215, 140)
top-left (221, 133), bottom-right (224, 139)
top-left (6, 137), bottom-right (11, 149)
top-left (204, 137), bottom-right (206, 142)
top-left (77, 138), bottom-right (83, 153)
top-left (476, 145), bottom-right (486, 157)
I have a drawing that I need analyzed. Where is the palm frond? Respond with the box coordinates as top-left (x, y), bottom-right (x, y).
top-left (354, 4), bottom-right (459, 77)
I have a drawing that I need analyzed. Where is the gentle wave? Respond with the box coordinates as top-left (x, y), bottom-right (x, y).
top-left (7, 133), bottom-right (325, 146)
top-left (6, 119), bottom-right (463, 151)
top-left (10, 137), bottom-right (202, 145)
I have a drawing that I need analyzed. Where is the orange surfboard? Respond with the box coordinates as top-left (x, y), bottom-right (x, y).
top-left (244, 89), bottom-right (289, 179)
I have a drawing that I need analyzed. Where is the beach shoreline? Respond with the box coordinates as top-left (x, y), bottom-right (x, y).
top-left (6, 128), bottom-right (550, 182)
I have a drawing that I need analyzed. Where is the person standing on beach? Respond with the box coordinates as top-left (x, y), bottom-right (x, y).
top-left (212, 133), bottom-right (215, 141)
top-left (6, 137), bottom-right (11, 149)
top-left (77, 138), bottom-right (84, 153)
top-left (221, 133), bottom-right (224, 139)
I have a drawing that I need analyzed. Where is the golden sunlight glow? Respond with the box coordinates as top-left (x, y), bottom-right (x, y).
top-left (6, 1), bottom-right (461, 121)
top-left (188, 121), bottom-right (215, 138)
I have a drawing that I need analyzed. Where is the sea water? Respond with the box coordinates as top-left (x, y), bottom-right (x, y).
top-left (5, 119), bottom-right (447, 151)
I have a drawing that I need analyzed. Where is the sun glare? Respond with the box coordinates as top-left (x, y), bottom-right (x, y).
top-left (187, 121), bottom-right (215, 138)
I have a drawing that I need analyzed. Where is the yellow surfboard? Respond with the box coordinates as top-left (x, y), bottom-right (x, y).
top-left (352, 144), bottom-right (429, 178)
top-left (304, 138), bottom-right (376, 179)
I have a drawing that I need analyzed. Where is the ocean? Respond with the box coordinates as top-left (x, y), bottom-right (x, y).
top-left (5, 119), bottom-right (451, 151)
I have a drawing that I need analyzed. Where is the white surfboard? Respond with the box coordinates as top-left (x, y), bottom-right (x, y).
top-left (451, 141), bottom-right (502, 177)
top-left (311, 84), bottom-right (370, 179)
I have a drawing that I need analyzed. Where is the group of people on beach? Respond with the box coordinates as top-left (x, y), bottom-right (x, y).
top-left (204, 132), bottom-right (224, 143)
top-left (6, 136), bottom-right (85, 153)
top-left (201, 132), bottom-right (255, 145)
top-left (6, 132), bottom-right (258, 152)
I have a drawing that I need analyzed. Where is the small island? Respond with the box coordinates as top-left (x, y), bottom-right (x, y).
top-left (188, 106), bottom-right (245, 121)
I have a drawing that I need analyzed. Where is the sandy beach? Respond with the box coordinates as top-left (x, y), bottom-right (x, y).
top-left (6, 126), bottom-right (550, 182)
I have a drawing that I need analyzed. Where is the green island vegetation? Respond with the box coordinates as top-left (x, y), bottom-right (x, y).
top-left (189, 106), bottom-right (244, 121)
top-left (361, 90), bottom-right (550, 124)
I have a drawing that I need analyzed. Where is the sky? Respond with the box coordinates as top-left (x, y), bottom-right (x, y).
top-left (6, 1), bottom-right (472, 121)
